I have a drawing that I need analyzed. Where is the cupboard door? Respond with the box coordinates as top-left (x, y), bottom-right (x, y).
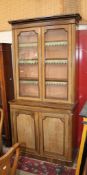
top-left (39, 112), bottom-right (72, 161)
top-left (42, 25), bottom-right (72, 103)
top-left (11, 109), bottom-right (39, 154)
top-left (14, 28), bottom-right (42, 100)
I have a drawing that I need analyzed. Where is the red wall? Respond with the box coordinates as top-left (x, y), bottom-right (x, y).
top-left (77, 29), bottom-right (87, 146)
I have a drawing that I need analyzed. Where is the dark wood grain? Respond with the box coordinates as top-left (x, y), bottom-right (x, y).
top-left (0, 43), bottom-right (14, 146)
top-left (9, 13), bottom-right (81, 25)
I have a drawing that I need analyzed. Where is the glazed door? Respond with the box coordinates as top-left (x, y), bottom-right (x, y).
top-left (42, 25), bottom-right (72, 103)
top-left (39, 112), bottom-right (72, 161)
top-left (11, 109), bottom-right (39, 154)
top-left (15, 28), bottom-right (42, 100)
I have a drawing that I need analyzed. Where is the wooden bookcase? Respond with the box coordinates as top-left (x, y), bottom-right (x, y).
top-left (0, 43), bottom-right (14, 145)
top-left (9, 14), bottom-right (81, 164)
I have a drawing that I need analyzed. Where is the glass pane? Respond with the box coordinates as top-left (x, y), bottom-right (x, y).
top-left (45, 60), bottom-right (67, 80)
top-left (44, 28), bottom-right (68, 100)
top-left (18, 30), bottom-right (39, 98)
top-left (46, 81), bottom-right (67, 99)
top-left (19, 80), bottom-right (39, 97)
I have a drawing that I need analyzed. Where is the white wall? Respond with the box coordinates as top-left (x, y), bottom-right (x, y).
top-left (0, 31), bottom-right (12, 43)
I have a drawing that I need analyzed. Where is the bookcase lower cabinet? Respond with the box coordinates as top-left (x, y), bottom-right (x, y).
top-left (10, 104), bottom-right (74, 164)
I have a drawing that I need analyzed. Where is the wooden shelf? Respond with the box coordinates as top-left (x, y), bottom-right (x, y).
top-left (46, 81), bottom-right (67, 86)
top-left (20, 80), bottom-right (38, 85)
top-left (45, 59), bottom-right (68, 64)
top-left (19, 59), bottom-right (38, 64)
top-left (45, 78), bottom-right (68, 82)
top-left (19, 77), bottom-right (38, 81)
top-left (19, 41), bottom-right (67, 48)
top-left (19, 43), bottom-right (37, 48)
top-left (45, 41), bottom-right (67, 46)
top-left (19, 59), bottom-right (67, 64)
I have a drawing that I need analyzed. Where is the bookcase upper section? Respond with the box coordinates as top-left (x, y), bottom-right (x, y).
top-left (9, 14), bottom-right (81, 104)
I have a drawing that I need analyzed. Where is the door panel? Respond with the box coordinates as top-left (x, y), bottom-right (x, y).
top-left (11, 110), bottom-right (39, 154)
top-left (42, 116), bottom-right (64, 155)
top-left (17, 113), bottom-right (35, 149)
top-left (39, 112), bottom-right (72, 160)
